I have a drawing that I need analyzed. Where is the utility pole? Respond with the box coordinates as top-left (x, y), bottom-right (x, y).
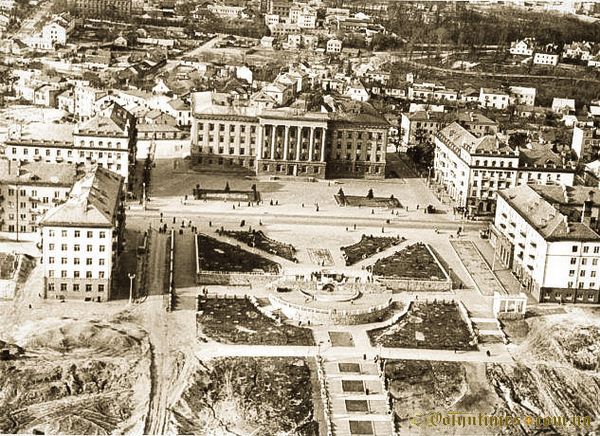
top-left (128, 273), bottom-right (136, 304)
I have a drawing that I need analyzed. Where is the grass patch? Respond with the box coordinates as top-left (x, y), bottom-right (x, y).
top-left (197, 297), bottom-right (314, 345)
top-left (372, 243), bottom-right (446, 280)
top-left (341, 235), bottom-right (404, 266)
top-left (218, 229), bottom-right (297, 262)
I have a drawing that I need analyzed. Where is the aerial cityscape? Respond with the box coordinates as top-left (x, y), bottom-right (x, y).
top-left (0, 0), bottom-right (599, 434)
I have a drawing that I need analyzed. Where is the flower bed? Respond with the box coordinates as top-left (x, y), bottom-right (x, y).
top-left (334, 194), bottom-right (401, 208)
top-left (372, 243), bottom-right (446, 280)
top-left (341, 235), bottom-right (404, 266)
top-left (219, 229), bottom-right (297, 262)
top-left (175, 357), bottom-right (318, 436)
top-left (196, 233), bottom-right (280, 274)
top-left (368, 301), bottom-right (476, 350)
top-left (197, 297), bottom-right (315, 345)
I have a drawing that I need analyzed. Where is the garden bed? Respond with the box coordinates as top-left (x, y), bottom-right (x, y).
top-left (197, 297), bottom-right (315, 345)
top-left (196, 233), bottom-right (280, 274)
top-left (174, 357), bottom-right (318, 436)
top-left (218, 229), bottom-right (297, 262)
top-left (368, 302), bottom-right (476, 350)
top-left (335, 194), bottom-right (401, 208)
top-left (341, 235), bottom-right (404, 266)
top-left (372, 243), bottom-right (446, 280)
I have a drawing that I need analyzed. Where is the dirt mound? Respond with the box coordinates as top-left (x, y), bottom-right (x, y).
top-left (518, 312), bottom-right (600, 371)
top-left (18, 318), bottom-right (145, 354)
top-left (0, 318), bottom-right (150, 435)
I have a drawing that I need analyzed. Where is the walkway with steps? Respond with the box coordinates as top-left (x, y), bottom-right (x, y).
top-left (323, 357), bottom-right (394, 436)
top-left (450, 240), bottom-right (506, 296)
top-left (471, 317), bottom-right (506, 343)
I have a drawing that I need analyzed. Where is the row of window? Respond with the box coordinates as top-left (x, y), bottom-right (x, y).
top-left (204, 123), bottom-right (257, 134)
top-left (48, 229), bottom-right (108, 238)
top-left (569, 268), bottom-right (598, 277)
top-left (47, 257), bottom-right (106, 265)
top-left (197, 137), bottom-right (256, 146)
top-left (12, 148), bottom-right (123, 158)
top-left (5, 189), bottom-right (63, 198)
top-left (48, 270), bottom-right (106, 278)
top-left (48, 243), bottom-right (107, 252)
top-left (48, 283), bottom-right (104, 292)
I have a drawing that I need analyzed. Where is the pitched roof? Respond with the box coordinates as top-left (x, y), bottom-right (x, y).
top-left (0, 159), bottom-right (78, 186)
top-left (498, 185), bottom-right (600, 242)
top-left (40, 166), bottom-right (123, 228)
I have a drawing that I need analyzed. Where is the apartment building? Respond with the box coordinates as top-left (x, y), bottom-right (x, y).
top-left (40, 166), bottom-right (125, 302)
top-left (492, 184), bottom-right (600, 303)
top-left (479, 88), bottom-right (510, 110)
top-left (288, 3), bottom-right (316, 28)
top-left (533, 52), bottom-right (560, 66)
top-left (0, 159), bottom-right (79, 235)
top-left (572, 126), bottom-right (600, 161)
top-left (75, 0), bottom-right (132, 17)
top-left (190, 92), bottom-right (388, 179)
top-left (434, 122), bottom-right (575, 215)
top-left (509, 86), bottom-right (537, 106)
top-left (5, 103), bottom-right (136, 183)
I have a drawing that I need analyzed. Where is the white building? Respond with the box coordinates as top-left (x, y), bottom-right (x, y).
top-left (509, 86), bottom-right (536, 106)
top-left (41, 14), bottom-right (75, 47)
top-left (345, 80), bottom-right (370, 102)
top-left (326, 38), bottom-right (342, 54)
top-left (288, 3), bottom-right (316, 28)
top-left (207, 3), bottom-right (246, 19)
top-left (492, 184), bottom-right (600, 304)
top-left (533, 52), bottom-right (559, 66)
top-left (434, 122), bottom-right (575, 216)
top-left (40, 166), bottom-right (125, 302)
top-left (552, 97), bottom-right (576, 114)
top-left (479, 88), bottom-right (510, 110)
top-left (509, 38), bottom-right (535, 56)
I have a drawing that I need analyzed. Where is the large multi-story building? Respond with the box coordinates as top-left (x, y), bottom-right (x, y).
top-left (492, 184), bottom-right (600, 304)
top-left (0, 159), bottom-right (80, 236)
top-left (5, 103), bottom-right (136, 183)
top-left (75, 0), bottom-right (132, 17)
top-left (434, 122), bottom-right (575, 215)
top-left (190, 92), bottom-right (388, 179)
top-left (571, 126), bottom-right (600, 161)
top-left (40, 166), bottom-right (125, 302)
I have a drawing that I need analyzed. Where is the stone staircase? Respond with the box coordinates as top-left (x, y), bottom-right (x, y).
top-left (471, 317), bottom-right (507, 344)
top-left (322, 357), bottom-right (395, 436)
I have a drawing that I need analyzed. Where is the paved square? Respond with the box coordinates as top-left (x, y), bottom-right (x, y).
top-left (307, 248), bottom-right (335, 266)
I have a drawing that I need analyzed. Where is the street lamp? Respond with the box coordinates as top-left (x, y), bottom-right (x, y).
top-left (427, 166), bottom-right (433, 187)
top-left (128, 273), bottom-right (136, 304)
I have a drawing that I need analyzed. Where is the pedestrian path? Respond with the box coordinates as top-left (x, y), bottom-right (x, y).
top-left (450, 240), bottom-right (506, 296)
top-left (322, 357), bottom-right (394, 436)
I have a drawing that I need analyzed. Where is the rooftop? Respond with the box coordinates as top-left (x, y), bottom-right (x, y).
top-left (499, 185), bottom-right (600, 242)
top-left (0, 158), bottom-right (78, 186)
top-left (40, 166), bottom-right (123, 228)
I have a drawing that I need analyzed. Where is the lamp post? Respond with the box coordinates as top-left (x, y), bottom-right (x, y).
top-left (427, 166), bottom-right (433, 187)
top-left (128, 273), bottom-right (136, 304)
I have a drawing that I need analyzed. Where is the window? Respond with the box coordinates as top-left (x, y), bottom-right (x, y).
top-left (61, 230), bottom-right (67, 237)
top-left (580, 270), bottom-right (586, 277)
top-left (592, 271), bottom-right (597, 278)
top-left (99, 259), bottom-right (105, 266)
top-left (61, 283), bottom-right (67, 292)
top-left (74, 271), bottom-right (80, 278)
top-left (99, 231), bottom-right (106, 238)
top-left (572, 245), bottom-right (578, 253)
top-left (61, 258), bottom-right (67, 264)
top-left (594, 259), bottom-right (598, 266)
top-left (48, 270), bottom-right (54, 278)
top-left (87, 231), bottom-right (93, 238)
top-left (61, 244), bottom-right (67, 251)
top-left (582, 258), bottom-right (588, 265)
top-left (99, 271), bottom-right (105, 279)
top-left (48, 283), bottom-right (55, 292)
top-left (87, 245), bottom-right (93, 252)
top-left (49, 257), bottom-right (55, 264)
top-left (74, 244), bottom-right (80, 251)
top-left (74, 258), bottom-right (80, 265)
top-left (86, 258), bottom-right (92, 265)
top-left (98, 284), bottom-right (104, 292)
top-left (49, 243), bottom-right (55, 250)
top-left (570, 258), bottom-right (577, 265)
top-left (86, 271), bottom-right (92, 278)
top-left (86, 284), bottom-right (92, 292)
top-left (569, 270), bottom-right (575, 277)
top-left (61, 271), bottom-right (67, 278)
top-left (584, 246), bottom-right (589, 253)
top-left (99, 245), bottom-right (105, 252)
top-left (73, 284), bottom-right (80, 292)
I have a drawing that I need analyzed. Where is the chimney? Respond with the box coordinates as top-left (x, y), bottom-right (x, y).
top-left (564, 215), bottom-right (571, 234)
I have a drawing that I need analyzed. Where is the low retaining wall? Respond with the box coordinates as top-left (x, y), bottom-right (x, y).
top-left (376, 276), bottom-right (452, 292)
top-left (269, 295), bottom-right (394, 325)
top-left (197, 271), bottom-right (280, 286)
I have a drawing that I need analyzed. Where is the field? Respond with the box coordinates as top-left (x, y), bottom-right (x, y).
top-left (219, 229), bottom-right (297, 262)
top-left (196, 233), bottom-right (280, 273)
top-left (173, 357), bottom-right (319, 435)
top-left (372, 243), bottom-right (446, 280)
top-left (369, 302), bottom-right (476, 350)
top-left (197, 297), bottom-right (315, 345)
top-left (341, 235), bottom-right (404, 266)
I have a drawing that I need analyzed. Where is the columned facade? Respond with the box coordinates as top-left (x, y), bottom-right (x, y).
top-left (257, 118), bottom-right (328, 179)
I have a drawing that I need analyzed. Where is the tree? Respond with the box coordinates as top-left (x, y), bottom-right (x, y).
top-left (224, 182), bottom-right (230, 192)
top-left (508, 132), bottom-right (529, 149)
top-left (367, 189), bottom-right (374, 199)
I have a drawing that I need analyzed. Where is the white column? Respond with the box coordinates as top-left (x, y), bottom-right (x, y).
top-left (320, 127), bottom-right (326, 162)
top-left (257, 124), bottom-right (264, 159)
top-left (296, 126), bottom-right (302, 161)
top-left (283, 125), bottom-right (289, 161)
top-left (270, 124), bottom-right (276, 160)
top-left (308, 127), bottom-right (315, 162)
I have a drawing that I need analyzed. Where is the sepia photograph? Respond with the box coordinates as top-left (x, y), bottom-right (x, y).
top-left (0, 0), bottom-right (599, 434)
